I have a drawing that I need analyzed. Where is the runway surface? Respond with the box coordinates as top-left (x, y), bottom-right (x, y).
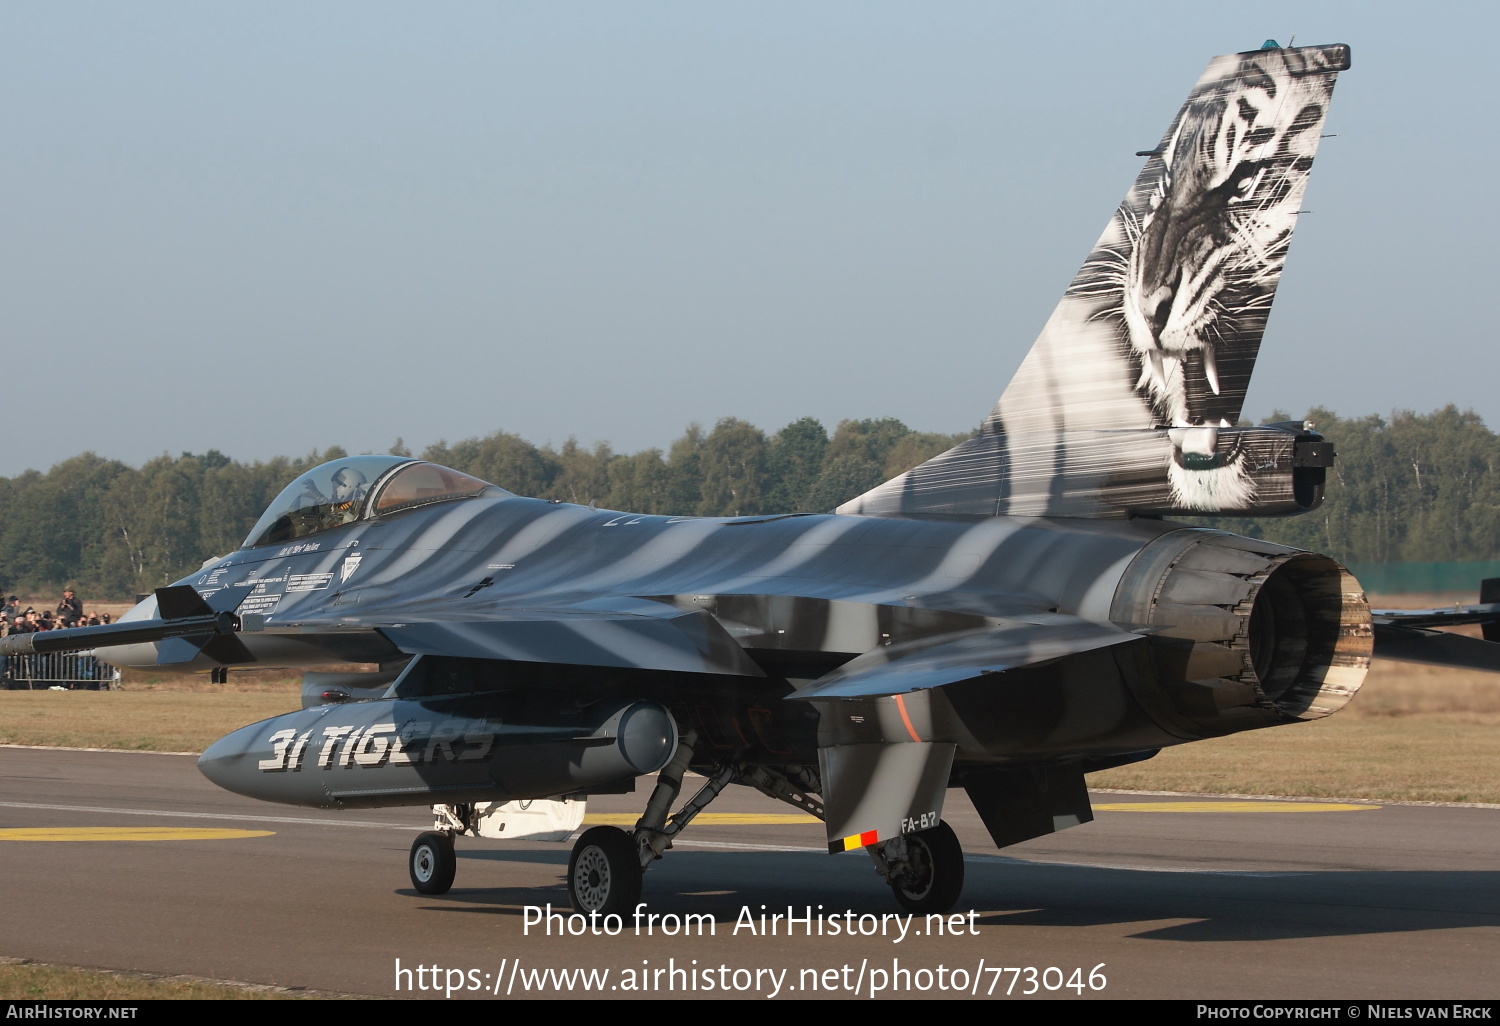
top-left (2, 745), bottom-right (1498, 1000)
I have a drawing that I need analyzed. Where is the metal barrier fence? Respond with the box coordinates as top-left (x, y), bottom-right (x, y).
top-left (1345, 561), bottom-right (1500, 597)
top-left (3, 653), bottom-right (121, 690)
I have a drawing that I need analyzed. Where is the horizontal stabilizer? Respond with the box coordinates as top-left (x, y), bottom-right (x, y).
top-left (793, 615), bottom-right (1145, 700)
top-left (1372, 624), bottom-right (1500, 674)
top-left (1371, 583), bottom-right (1500, 635)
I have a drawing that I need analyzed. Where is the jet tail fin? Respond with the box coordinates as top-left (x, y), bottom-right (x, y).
top-left (843, 43), bottom-right (1351, 518)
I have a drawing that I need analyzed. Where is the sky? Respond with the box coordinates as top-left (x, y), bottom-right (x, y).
top-left (2, 1), bottom-right (1493, 478)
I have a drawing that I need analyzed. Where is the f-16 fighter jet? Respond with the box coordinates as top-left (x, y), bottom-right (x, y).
top-left (13, 42), bottom-right (1491, 916)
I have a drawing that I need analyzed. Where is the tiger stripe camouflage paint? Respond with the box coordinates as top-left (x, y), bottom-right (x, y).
top-left (155, 478), bottom-right (1371, 795)
top-left (45, 44), bottom-right (1386, 886)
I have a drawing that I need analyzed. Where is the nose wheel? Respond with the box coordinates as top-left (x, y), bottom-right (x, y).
top-left (409, 831), bottom-right (456, 895)
top-left (567, 826), bottom-right (642, 915)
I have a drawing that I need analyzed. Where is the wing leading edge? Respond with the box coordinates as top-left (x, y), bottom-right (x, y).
top-left (793, 614), bottom-right (1148, 700)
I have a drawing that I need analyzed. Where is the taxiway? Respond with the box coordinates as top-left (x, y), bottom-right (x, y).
top-left (2, 746), bottom-right (1497, 999)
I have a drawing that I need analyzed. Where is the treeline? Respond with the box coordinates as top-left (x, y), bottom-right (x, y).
top-left (1198, 406), bottom-right (1500, 565)
top-left (1, 408), bottom-right (1495, 599)
top-left (0, 417), bottom-right (968, 598)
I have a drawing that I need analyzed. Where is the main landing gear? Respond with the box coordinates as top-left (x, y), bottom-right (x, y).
top-left (870, 821), bottom-right (964, 914)
top-left (564, 730), bottom-right (734, 914)
top-left (560, 738), bottom-right (966, 914)
top-left (400, 737), bottom-right (966, 914)
top-left (566, 826), bottom-right (641, 915)
top-left (560, 733), bottom-right (827, 915)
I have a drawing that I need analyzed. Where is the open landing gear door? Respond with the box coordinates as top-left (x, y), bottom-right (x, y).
top-left (818, 741), bottom-right (955, 853)
top-left (963, 762), bottom-right (1093, 849)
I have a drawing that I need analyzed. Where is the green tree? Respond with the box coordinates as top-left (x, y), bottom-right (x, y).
top-left (764, 418), bottom-right (829, 513)
top-left (804, 455), bottom-right (884, 512)
top-left (425, 432), bottom-right (556, 496)
top-left (696, 418), bottom-right (768, 516)
top-left (824, 418), bottom-right (913, 471)
top-left (662, 424), bottom-right (705, 515)
top-left (605, 449), bottom-right (670, 513)
top-left (547, 439), bottom-right (615, 506)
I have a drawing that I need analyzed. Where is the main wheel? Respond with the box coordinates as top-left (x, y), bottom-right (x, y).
top-left (889, 821), bottom-right (964, 914)
top-left (409, 832), bottom-right (456, 895)
top-left (568, 826), bottom-right (642, 915)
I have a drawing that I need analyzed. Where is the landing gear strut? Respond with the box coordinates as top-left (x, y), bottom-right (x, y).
top-left (565, 730), bottom-right (755, 914)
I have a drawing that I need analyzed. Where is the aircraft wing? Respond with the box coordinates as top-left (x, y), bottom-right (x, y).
top-left (793, 614), bottom-right (1149, 700)
top-left (251, 603), bottom-right (768, 678)
top-left (1370, 581), bottom-right (1500, 633)
top-left (0, 585), bottom-right (765, 678)
top-left (1371, 624), bottom-right (1500, 673)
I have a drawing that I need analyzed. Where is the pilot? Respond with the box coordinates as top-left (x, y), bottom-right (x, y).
top-left (331, 467), bottom-right (367, 508)
top-left (327, 467), bottom-right (369, 526)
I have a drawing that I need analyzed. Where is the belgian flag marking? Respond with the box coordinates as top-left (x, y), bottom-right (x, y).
top-left (828, 829), bottom-right (880, 854)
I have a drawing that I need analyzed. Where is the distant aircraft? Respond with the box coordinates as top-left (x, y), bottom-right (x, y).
top-left (11, 42), bottom-right (1495, 915)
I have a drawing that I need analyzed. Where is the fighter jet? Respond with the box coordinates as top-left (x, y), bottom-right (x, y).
top-left (11, 41), bottom-right (1492, 916)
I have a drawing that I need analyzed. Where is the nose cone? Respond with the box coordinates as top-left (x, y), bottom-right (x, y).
top-left (199, 714), bottom-right (325, 807)
top-left (198, 720), bottom-right (253, 792)
top-left (198, 721), bottom-right (269, 798)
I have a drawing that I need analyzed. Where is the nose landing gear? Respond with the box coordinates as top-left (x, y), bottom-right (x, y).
top-left (409, 831), bottom-right (457, 895)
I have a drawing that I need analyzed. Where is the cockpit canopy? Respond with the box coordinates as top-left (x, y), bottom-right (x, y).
top-left (243, 456), bottom-right (504, 549)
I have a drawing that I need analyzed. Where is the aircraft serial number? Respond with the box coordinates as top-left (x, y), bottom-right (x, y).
top-left (900, 811), bottom-right (939, 834)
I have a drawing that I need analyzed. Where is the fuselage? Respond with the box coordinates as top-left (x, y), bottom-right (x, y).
top-left (118, 491), bottom-right (1179, 667)
top-left (111, 473), bottom-right (1365, 811)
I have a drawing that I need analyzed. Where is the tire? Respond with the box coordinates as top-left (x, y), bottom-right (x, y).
top-left (889, 821), bottom-right (964, 915)
top-left (409, 832), bottom-right (456, 895)
top-left (567, 826), bottom-right (642, 915)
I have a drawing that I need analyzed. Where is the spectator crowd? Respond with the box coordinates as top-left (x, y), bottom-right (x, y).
top-left (1, 589), bottom-right (112, 636)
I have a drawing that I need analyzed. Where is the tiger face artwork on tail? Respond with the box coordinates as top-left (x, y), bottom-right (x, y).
top-left (1122, 52), bottom-right (1336, 421)
top-left (840, 43), bottom-right (1350, 520)
top-left (1068, 45), bottom-right (1347, 510)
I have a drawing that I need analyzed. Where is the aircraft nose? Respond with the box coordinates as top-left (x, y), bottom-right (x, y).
top-left (197, 722), bottom-right (262, 796)
top-left (198, 716), bottom-right (320, 806)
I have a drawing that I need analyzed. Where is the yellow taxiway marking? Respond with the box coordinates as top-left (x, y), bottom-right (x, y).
top-left (585, 813), bottom-right (819, 826)
top-left (0, 827), bottom-right (275, 842)
top-left (1094, 801), bottom-right (1374, 814)
top-left (588, 803), bottom-right (1372, 827)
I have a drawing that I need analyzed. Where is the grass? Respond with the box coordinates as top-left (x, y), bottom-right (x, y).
top-left (1090, 660), bottom-right (1500, 803)
top-left (0, 688), bottom-right (300, 752)
top-left (1088, 712), bottom-right (1500, 804)
top-left (0, 960), bottom-right (307, 1000)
